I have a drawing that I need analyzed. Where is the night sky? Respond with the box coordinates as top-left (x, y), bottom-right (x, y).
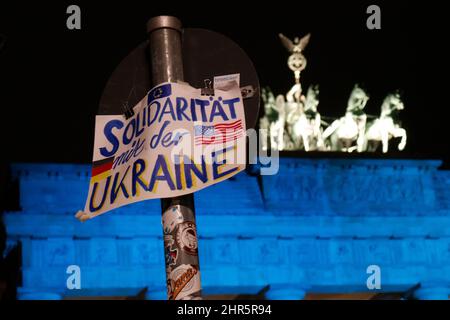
top-left (0, 1), bottom-right (448, 166)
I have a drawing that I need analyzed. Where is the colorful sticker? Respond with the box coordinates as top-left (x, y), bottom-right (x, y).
top-left (175, 221), bottom-right (198, 255)
top-left (167, 264), bottom-right (201, 300)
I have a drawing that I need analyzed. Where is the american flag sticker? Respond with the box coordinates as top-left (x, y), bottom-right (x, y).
top-left (194, 120), bottom-right (243, 145)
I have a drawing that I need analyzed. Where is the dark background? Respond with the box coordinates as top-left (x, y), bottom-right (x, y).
top-left (0, 1), bottom-right (448, 166)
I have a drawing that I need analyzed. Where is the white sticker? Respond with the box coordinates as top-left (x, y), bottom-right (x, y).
top-left (214, 73), bottom-right (240, 90)
top-left (167, 264), bottom-right (201, 300)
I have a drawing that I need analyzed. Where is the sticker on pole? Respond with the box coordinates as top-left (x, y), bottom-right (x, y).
top-left (76, 81), bottom-right (246, 221)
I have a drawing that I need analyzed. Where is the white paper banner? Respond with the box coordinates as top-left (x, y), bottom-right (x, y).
top-left (77, 81), bottom-right (246, 220)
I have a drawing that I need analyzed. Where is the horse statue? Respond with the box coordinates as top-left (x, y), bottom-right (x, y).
top-left (260, 87), bottom-right (287, 151)
top-left (365, 92), bottom-right (406, 153)
top-left (322, 84), bottom-right (369, 152)
top-left (290, 85), bottom-right (324, 151)
top-left (260, 88), bottom-right (274, 151)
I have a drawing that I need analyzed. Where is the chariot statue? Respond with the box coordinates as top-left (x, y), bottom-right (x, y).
top-left (260, 32), bottom-right (407, 154)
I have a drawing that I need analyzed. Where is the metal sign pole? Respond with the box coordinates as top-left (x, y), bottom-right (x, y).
top-left (146, 16), bottom-right (202, 300)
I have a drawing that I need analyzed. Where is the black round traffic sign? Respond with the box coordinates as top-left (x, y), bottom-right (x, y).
top-left (99, 28), bottom-right (260, 130)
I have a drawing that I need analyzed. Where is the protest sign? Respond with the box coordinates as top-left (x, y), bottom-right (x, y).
top-left (77, 81), bottom-right (246, 220)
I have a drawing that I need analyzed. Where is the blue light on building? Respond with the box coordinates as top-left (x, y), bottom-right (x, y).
top-left (3, 158), bottom-right (450, 299)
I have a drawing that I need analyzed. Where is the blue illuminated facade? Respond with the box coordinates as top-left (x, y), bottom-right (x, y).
top-left (3, 158), bottom-right (450, 299)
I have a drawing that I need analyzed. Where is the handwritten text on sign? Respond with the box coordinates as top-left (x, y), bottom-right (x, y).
top-left (78, 81), bottom-right (246, 220)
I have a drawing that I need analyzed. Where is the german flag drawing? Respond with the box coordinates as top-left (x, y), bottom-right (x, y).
top-left (91, 157), bottom-right (114, 183)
